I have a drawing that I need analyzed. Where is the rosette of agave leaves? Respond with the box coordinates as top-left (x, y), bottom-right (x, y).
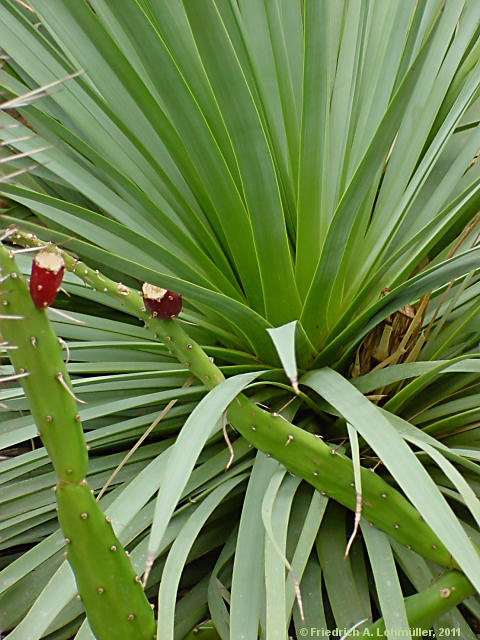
top-left (2, 0), bottom-right (480, 638)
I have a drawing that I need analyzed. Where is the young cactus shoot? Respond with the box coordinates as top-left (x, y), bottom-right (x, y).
top-left (29, 249), bottom-right (65, 308)
top-left (142, 282), bottom-right (182, 319)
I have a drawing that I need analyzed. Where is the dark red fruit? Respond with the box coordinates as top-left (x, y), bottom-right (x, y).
top-left (142, 283), bottom-right (182, 319)
top-left (29, 250), bottom-right (65, 309)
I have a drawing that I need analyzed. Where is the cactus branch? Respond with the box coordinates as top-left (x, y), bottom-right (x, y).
top-left (0, 240), bottom-right (155, 640)
top-left (8, 229), bottom-right (465, 572)
top-left (367, 570), bottom-right (475, 636)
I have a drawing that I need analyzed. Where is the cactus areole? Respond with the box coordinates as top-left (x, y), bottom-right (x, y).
top-left (142, 282), bottom-right (182, 319)
top-left (29, 250), bottom-right (65, 308)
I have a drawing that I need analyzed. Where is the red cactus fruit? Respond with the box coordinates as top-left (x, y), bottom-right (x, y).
top-left (29, 250), bottom-right (65, 309)
top-left (142, 283), bottom-right (182, 319)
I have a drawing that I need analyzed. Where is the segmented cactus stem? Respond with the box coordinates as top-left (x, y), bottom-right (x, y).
top-left (7, 229), bottom-right (464, 573)
top-left (0, 240), bottom-right (155, 640)
top-left (367, 570), bottom-right (474, 636)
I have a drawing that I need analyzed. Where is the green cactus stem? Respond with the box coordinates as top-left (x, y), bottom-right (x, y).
top-left (0, 244), bottom-right (87, 482)
top-left (7, 230), bottom-right (460, 568)
top-left (227, 395), bottom-right (453, 566)
top-left (0, 241), bottom-right (155, 640)
top-left (56, 483), bottom-right (156, 639)
top-left (367, 570), bottom-right (475, 637)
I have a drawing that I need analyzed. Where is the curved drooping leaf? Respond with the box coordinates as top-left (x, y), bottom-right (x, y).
top-left (301, 367), bottom-right (480, 593)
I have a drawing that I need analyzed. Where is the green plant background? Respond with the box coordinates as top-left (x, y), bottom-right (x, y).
top-left (2, 0), bottom-right (480, 638)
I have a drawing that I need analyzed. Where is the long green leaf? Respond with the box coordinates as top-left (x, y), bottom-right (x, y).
top-left (146, 371), bottom-right (263, 568)
top-left (183, 0), bottom-right (301, 325)
top-left (230, 453), bottom-right (278, 640)
top-left (156, 475), bottom-right (247, 640)
top-left (361, 522), bottom-right (409, 631)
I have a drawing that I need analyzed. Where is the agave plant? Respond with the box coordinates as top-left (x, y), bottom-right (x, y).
top-left (2, 0), bottom-right (480, 638)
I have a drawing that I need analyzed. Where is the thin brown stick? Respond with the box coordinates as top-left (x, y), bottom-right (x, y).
top-left (1, 71), bottom-right (83, 110)
top-left (13, 0), bottom-right (34, 12)
top-left (97, 376), bottom-right (194, 502)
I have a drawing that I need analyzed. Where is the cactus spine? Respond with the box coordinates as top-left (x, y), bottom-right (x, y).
top-left (0, 240), bottom-right (155, 640)
top-left (7, 229), bottom-right (462, 572)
